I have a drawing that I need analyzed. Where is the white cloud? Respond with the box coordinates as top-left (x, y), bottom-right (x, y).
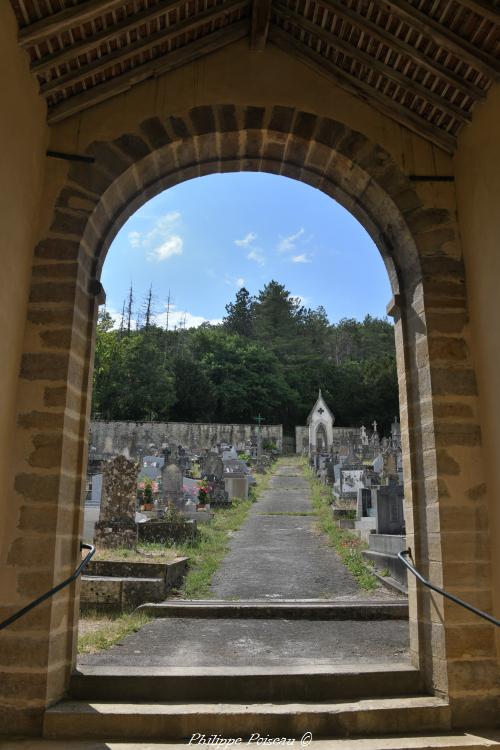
top-left (225, 275), bottom-right (246, 288)
top-left (235, 232), bottom-right (257, 247)
top-left (156, 305), bottom-right (221, 330)
top-left (292, 294), bottom-right (309, 307)
top-left (148, 235), bottom-right (183, 262)
top-left (247, 249), bottom-right (265, 265)
top-left (291, 253), bottom-right (311, 264)
top-left (128, 231), bottom-right (141, 248)
top-left (128, 211), bottom-right (183, 262)
top-left (277, 228), bottom-right (305, 253)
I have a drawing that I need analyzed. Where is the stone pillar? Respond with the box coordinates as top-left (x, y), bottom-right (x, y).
top-left (94, 455), bottom-right (138, 549)
top-left (0, 229), bottom-right (99, 733)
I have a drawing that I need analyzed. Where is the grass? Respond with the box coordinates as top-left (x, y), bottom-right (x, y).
top-left (306, 465), bottom-right (379, 591)
top-left (175, 470), bottom-right (273, 599)
top-left (256, 511), bottom-right (318, 517)
top-left (78, 610), bottom-right (152, 654)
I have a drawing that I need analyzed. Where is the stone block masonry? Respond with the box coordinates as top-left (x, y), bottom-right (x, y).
top-left (90, 420), bottom-right (283, 455)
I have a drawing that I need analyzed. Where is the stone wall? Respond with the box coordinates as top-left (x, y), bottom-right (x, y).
top-left (90, 420), bottom-right (283, 455)
top-left (295, 426), bottom-right (360, 453)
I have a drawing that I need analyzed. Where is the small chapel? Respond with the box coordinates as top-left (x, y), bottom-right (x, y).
top-left (295, 390), bottom-right (359, 455)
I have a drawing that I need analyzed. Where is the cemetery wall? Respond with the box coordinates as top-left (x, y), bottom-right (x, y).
top-left (295, 426), bottom-right (360, 453)
top-left (90, 420), bottom-right (283, 455)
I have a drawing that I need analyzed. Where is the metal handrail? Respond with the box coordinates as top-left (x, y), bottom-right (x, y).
top-left (0, 542), bottom-right (95, 631)
top-left (398, 548), bottom-right (500, 628)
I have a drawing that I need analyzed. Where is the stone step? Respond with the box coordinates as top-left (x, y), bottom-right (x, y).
top-left (70, 664), bottom-right (422, 702)
top-left (137, 599), bottom-right (409, 620)
top-left (43, 696), bottom-right (450, 740)
top-left (5, 735), bottom-right (500, 750)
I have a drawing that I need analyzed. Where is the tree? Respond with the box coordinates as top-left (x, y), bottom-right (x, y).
top-left (91, 282), bottom-right (398, 434)
top-left (223, 287), bottom-right (254, 337)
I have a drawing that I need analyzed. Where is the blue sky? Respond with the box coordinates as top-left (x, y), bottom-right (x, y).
top-left (102, 172), bottom-right (392, 329)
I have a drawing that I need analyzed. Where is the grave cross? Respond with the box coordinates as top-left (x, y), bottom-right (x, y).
top-left (372, 420), bottom-right (378, 433)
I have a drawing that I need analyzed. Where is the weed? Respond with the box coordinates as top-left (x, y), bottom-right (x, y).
top-left (306, 467), bottom-right (379, 591)
top-left (78, 610), bottom-right (152, 654)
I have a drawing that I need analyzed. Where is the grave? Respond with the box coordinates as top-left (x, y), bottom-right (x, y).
top-left (94, 455), bottom-right (139, 549)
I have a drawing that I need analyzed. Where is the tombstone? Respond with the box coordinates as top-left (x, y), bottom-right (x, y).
top-left (357, 487), bottom-right (373, 519)
top-left (391, 416), bottom-right (402, 450)
top-left (375, 484), bottom-right (405, 534)
top-left (94, 455), bottom-right (139, 548)
top-left (383, 450), bottom-right (397, 477)
top-left (203, 452), bottom-right (224, 481)
top-left (222, 445), bottom-right (237, 461)
top-left (162, 462), bottom-right (183, 508)
top-left (373, 453), bottom-right (384, 474)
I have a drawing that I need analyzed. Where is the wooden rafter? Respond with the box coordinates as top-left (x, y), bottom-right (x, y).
top-left (454, 0), bottom-right (500, 26)
top-left (379, 0), bottom-right (500, 79)
top-left (318, 0), bottom-right (486, 101)
top-left (269, 26), bottom-right (457, 152)
top-left (32, 0), bottom-right (199, 76)
top-left (19, 0), bottom-right (129, 47)
top-left (274, 3), bottom-right (471, 123)
top-left (41, 0), bottom-right (249, 96)
top-left (47, 20), bottom-right (248, 124)
top-left (250, 0), bottom-right (272, 49)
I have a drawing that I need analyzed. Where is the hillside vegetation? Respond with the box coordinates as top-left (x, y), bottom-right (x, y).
top-left (92, 282), bottom-right (398, 433)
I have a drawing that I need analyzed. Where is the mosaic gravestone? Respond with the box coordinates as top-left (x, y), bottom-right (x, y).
top-left (94, 455), bottom-right (139, 548)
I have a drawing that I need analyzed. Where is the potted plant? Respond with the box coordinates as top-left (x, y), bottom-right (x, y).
top-left (139, 478), bottom-right (155, 511)
top-left (196, 479), bottom-right (210, 509)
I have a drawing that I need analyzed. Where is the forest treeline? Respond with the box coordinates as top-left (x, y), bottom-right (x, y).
top-left (92, 281), bottom-right (399, 434)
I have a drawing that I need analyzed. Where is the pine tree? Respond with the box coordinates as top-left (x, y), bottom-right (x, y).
top-left (223, 287), bottom-right (254, 337)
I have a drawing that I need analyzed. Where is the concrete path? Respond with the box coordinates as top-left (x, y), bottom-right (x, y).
top-left (79, 617), bottom-right (409, 667)
top-left (210, 461), bottom-right (361, 600)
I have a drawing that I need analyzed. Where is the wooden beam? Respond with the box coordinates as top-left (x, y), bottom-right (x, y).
top-left (269, 26), bottom-right (457, 153)
top-left (19, 0), bottom-right (129, 47)
top-left (47, 21), bottom-right (248, 124)
top-left (274, 3), bottom-right (471, 123)
top-left (32, 0), bottom-right (204, 77)
top-left (455, 0), bottom-right (500, 26)
top-left (379, 0), bottom-right (500, 79)
top-left (41, 0), bottom-right (249, 96)
top-left (319, 0), bottom-right (486, 100)
top-left (251, 0), bottom-right (272, 49)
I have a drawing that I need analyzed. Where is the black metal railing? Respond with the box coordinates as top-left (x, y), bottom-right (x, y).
top-left (398, 548), bottom-right (500, 628)
top-left (0, 542), bottom-right (95, 632)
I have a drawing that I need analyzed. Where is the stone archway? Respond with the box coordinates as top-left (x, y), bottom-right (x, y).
top-left (4, 104), bottom-right (495, 731)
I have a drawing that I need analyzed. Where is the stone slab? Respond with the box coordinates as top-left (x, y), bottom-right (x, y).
top-left (77, 617), bottom-right (410, 668)
top-left (3, 735), bottom-right (500, 750)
